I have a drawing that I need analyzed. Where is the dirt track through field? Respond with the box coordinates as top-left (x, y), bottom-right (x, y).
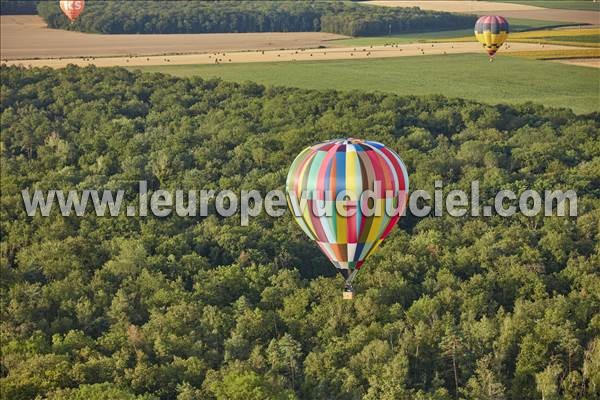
top-left (0, 15), bottom-right (347, 60)
top-left (5, 41), bottom-right (592, 69)
top-left (363, 1), bottom-right (600, 25)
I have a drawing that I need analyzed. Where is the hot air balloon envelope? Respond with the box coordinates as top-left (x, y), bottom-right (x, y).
top-left (474, 15), bottom-right (509, 57)
top-left (286, 138), bottom-right (409, 293)
top-left (60, 0), bottom-right (85, 22)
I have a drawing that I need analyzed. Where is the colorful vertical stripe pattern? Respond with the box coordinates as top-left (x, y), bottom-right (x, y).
top-left (286, 138), bottom-right (409, 272)
top-left (474, 15), bottom-right (509, 56)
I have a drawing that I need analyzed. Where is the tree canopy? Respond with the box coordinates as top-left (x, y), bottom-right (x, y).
top-left (0, 0), bottom-right (38, 15)
top-left (36, 1), bottom-right (476, 36)
top-left (0, 64), bottom-right (599, 399)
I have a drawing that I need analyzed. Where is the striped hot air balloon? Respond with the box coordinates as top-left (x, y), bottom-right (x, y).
top-left (286, 138), bottom-right (409, 298)
top-left (60, 0), bottom-right (85, 23)
top-left (474, 15), bottom-right (509, 59)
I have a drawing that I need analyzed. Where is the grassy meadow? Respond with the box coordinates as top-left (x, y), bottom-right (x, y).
top-left (135, 54), bottom-right (600, 114)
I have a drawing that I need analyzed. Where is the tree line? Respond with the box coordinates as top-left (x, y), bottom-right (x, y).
top-left (35, 0), bottom-right (476, 36)
top-left (1, 64), bottom-right (599, 399)
top-left (0, 0), bottom-right (37, 15)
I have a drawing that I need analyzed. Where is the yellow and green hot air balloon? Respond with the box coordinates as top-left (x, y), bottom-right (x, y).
top-left (474, 15), bottom-right (509, 60)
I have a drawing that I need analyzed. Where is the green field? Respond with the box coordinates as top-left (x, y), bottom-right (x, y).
top-left (331, 18), bottom-right (579, 47)
top-left (549, 33), bottom-right (600, 42)
top-left (332, 29), bottom-right (475, 46)
top-left (494, 0), bottom-right (600, 11)
top-left (499, 17), bottom-right (581, 30)
top-left (134, 54), bottom-right (599, 114)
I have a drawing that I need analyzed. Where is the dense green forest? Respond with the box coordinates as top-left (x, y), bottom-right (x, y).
top-left (0, 0), bottom-right (37, 15)
top-left (36, 1), bottom-right (476, 36)
top-left (1, 65), bottom-right (599, 399)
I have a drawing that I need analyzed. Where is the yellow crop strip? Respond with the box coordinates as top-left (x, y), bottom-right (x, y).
top-left (509, 28), bottom-right (599, 39)
top-left (431, 28), bottom-right (599, 47)
top-left (510, 39), bottom-right (599, 48)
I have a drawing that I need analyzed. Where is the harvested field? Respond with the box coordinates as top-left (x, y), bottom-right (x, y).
top-left (363, 1), bottom-right (600, 25)
top-left (363, 1), bottom-right (543, 12)
top-left (505, 48), bottom-right (600, 59)
top-left (0, 15), bottom-right (347, 60)
top-left (552, 57), bottom-right (600, 67)
top-left (497, 9), bottom-right (599, 24)
top-left (3, 41), bottom-right (588, 69)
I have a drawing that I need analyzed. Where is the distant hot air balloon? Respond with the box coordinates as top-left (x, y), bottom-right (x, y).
top-left (474, 15), bottom-right (509, 61)
top-left (60, 0), bottom-right (85, 22)
top-left (286, 138), bottom-right (409, 299)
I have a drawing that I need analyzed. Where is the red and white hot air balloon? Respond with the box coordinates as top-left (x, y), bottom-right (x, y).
top-left (60, 0), bottom-right (85, 22)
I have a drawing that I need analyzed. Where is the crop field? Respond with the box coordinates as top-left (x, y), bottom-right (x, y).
top-left (331, 29), bottom-right (476, 47)
top-left (365, 1), bottom-right (600, 25)
top-left (134, 53), bottom-right (599, 114)
top-left (509, 28), bottom-right (600, 46)
top-left (506, 48), bottom-right (600, 58)
top-left (495, 17), bottom-right (582, 30)
top-left (0, 15), bottom-right (346, 60)
top-left (492, 1), bottom-right (600, 11)
top-left (332, 18), bottom-right (580, 47)
top-left (363, 1), bottom-right (544, 12)
top-left (8, 41), bottom-right (584, 68)
top-left (551, 33), bottom-right (600, 42)
top-left (510, 27), bottom-right (600, 39)
top-left (432, 27), bottom-right (600, 47)
top-left (553, 57), bottom-right (600, 67)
